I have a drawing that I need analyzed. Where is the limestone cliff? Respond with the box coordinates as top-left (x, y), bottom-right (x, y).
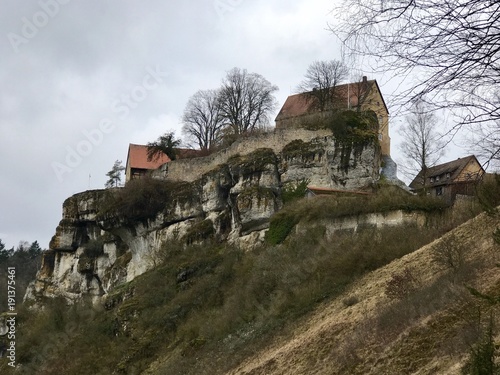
top-left (26, 134), bottom-right (380, 303)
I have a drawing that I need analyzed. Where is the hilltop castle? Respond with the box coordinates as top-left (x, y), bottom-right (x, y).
top-left (125, 77), bottom-right (390, 185)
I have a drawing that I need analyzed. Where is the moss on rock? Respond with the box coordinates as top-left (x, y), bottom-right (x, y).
top-left (227, 148), bottom-right (277, 178)
top-left (282, 140), bottom-right (319, 161)
top-left (237, 186), bottom-right (275, 210)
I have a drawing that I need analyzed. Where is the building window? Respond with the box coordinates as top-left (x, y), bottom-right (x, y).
top-left (446, 172), bottom-right (451, 179)
top-left (430, 177), bottom-right (435, 183)
top-left (378, 134), bottom-right (383, 140)
top-left (436, 175), bottom-right (440, 181)
top-left (436, 187), bottom-right (443, 196)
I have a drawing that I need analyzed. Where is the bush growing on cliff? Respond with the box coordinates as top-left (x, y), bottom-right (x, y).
top-left (304, 110), bottom-right (378, 141)
top-left (226, 148), bottom-right (277, 178)
top-left (98, 177), bottom-right (199, 221)
top-left (282, 140), bottom-right (318, 160)
top-left (281, 178), bottom-right (310, 204)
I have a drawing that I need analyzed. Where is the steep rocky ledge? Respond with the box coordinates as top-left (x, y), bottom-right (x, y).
top-left (26, 135), bottom-right (380, 303)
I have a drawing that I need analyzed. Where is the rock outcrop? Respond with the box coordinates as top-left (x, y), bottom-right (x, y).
top-left (26, 133), bottom-right (381, 303)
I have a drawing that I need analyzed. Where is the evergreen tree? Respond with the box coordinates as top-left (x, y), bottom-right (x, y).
top-left (105, 160), bottom-right (125, 188)
top-left (147, 132), bottom-right (181, 161)
top-left (0, 239), bottom-right (13, 264)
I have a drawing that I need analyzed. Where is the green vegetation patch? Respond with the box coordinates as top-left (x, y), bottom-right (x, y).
top-left (303, 110), bottom-right (378, 145)
top-left (226, 148), bottom-right (277, 177)
top-left (265, 211), bottom-right (300, 245)
top-left (303, 110), bottom-right (379, 172)
top-left (327, 110), bottom-right (379, 144)
top-left (282, 140), bottom-right (318, 160)
top-left (237, 186), bottom-right (276, 209)
top-left (281, 178), bottom-right (310, 204)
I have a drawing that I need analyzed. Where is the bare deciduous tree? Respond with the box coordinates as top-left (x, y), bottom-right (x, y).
top-left (469, 117), bottom-right (500, 170)
top-left (330, 0), bottom-right (500, 157)
top-left (219, 67), bottom-right (278, 135)
top-left (182, 90), bottom-right (223, 151)
top-left (399, 99), bottom-right (446, 187)
top-left (297, 60), bottom-right (349, 111)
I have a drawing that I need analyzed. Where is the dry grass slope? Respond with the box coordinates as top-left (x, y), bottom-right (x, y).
top-left (225, 210), bottom-right (500, 375)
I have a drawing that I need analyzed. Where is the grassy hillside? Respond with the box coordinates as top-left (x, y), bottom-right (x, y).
top-left (1, 181), bottom-right (499, 375)
top-left (227, 209), bottom-right (500, 375)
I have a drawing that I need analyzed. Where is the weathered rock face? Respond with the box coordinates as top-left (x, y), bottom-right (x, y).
top-left (26, 135), bottom-right (380, 303)
top-left (279, 137), bottom-right (379, 190)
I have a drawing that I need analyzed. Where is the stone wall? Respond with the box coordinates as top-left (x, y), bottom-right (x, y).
top-left (296, 210), bottom-right (427, 239)
top-left (154, 128), bottom-right (331, 182)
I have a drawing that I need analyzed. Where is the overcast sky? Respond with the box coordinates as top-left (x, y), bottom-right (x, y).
top-left (0, 0), bottom-right (469, 250)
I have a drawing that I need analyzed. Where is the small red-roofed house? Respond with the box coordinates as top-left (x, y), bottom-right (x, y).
top-left (125, 144), bottom-right (171, 182)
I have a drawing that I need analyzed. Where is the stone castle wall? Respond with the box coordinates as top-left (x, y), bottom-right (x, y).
top-left (155, 128), bottom-right (331, 182)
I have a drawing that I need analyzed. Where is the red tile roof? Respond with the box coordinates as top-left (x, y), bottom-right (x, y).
top-left (275, 79), bottom-right (388, 122)
top-left (126, 144), bottom-right (171, 170)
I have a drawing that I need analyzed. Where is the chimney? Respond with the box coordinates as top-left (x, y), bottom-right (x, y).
top-left (362, 76), bottom-right (367, 83)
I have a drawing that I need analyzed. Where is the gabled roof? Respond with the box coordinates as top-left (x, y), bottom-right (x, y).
top-left (409, 155), bottom-right (484, 189)
top-left (126, 144), bottom-right (171, 170)
top-left (275, 78), bottom-right (388, 122)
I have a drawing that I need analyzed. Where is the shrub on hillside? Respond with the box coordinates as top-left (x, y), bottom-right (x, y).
top-left (385, 267), bottom-right (419, 300)
top-left (265, 212), bottom-right (299, 245)
top-left (432, 233), bottom-right (466, 275)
